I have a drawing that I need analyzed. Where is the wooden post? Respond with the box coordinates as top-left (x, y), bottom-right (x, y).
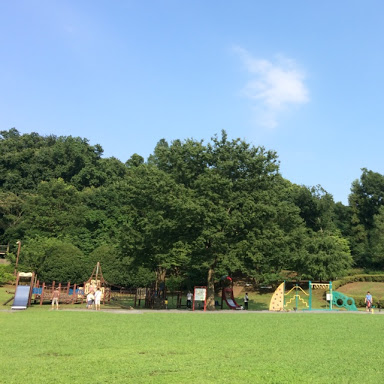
top-left (82, 282), bottom-right (85, 304)
top-left (14, 272), bottom-right (20, 287)
top-left (66, 281), bottom-right (70, 295)
top-left (58, 283), bottom-right (62, 306)
top-left (28, 272), bottom-right (35, 307)
top-left (40, 283), bottom-right (45, 306)
top-left (72, 284), bottom-right (77, 304)
top-left (221, 288), bottom-right (224, 309)
top-left (95, 262), bottom-right (99, 286)
top-left (51, 282), bottom-right (55, 304)
top-left (14, 241), bottom-right (21, 275)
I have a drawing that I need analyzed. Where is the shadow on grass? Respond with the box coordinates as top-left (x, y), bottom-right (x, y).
top-left (249, 301), bottom-right (269, 310)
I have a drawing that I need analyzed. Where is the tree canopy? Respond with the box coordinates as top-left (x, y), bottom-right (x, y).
top-left (3, 128), bottom-right (382, 304)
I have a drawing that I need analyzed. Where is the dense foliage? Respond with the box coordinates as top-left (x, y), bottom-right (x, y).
top-left (1, 128), bottom-right (383, 306)
top-left (0, 264), bottom-right (15, 285)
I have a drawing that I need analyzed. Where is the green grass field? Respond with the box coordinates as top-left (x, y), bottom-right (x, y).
top-left (1, 310), bottom-right (383, 383)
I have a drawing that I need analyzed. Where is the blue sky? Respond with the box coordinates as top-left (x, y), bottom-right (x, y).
top-left (1, 1), bottom-right (383, 204)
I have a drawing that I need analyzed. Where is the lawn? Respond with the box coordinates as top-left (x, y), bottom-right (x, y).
top-left (0, 284), bottom-right (15, 306)
top-left (1, 310), bottom-right (383, 383)
top-left (338, 282), bottom-right (384, 300)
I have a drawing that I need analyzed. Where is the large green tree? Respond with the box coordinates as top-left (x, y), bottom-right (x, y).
top-left (290, 185), bottom-right (337, 232)
top-left (349, 168), bottom-right (384, 266)
top-left (368, 206), bottom-right (384, 268)
top-left (0, 191), bottom-right (24, 242)
top-left (7, 179), bottom-right (93, 252)
top-left (118, 163), bottom-right (196, 288)
top-left (0, 128), bottom-right (127, 192)
top-left (150, 131), bottom-right (309, 309)
top-left (291, 231), bottom-right (352, 280)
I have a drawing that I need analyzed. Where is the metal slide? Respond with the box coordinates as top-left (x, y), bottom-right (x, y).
top-left (222, 288), bottom-right (242, 309)
top-left (11, 285), bottom-right (31, 310)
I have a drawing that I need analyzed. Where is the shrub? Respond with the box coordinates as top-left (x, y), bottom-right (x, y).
top-left (333, 274), bottom-right (384, 290)
top-left (0, 264), bottom-right (15, 285)
top-left (22, 237), bottom-right (86, 283)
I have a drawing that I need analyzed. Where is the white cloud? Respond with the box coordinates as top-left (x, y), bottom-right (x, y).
top-left (234, 47), bottom-right (309, 128)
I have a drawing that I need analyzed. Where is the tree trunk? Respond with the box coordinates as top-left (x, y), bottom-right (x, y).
top-left (155, 267), bottom-right (166, 291)
top-left (206, 267), bottom-right (215, 310)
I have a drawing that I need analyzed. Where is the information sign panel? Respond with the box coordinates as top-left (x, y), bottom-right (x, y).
top-left (193, 286), bottom-right (207, 311)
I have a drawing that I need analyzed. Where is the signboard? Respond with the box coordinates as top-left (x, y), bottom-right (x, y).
top-left (194, 288), bottom-right (206, 301)
top-left (193, 286), bottom-right (207, 311)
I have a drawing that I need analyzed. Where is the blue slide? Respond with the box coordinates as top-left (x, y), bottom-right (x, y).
top-left (12, 285), bottom-right (31, 310)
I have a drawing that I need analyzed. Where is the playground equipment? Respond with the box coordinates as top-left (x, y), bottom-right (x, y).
top-left (32, 280), bottom-right (85, 305)
top-left (33, 262), bottom-right (111, 306)
top-left (11, 272), bottom-right (35, 310)
top-left (221, 287), bottom-right (242, 309)
top-left (10, 262), bottom-right (113, 308)
top-left (332, 291), bottom-right (357, 311)
top-left (111, 286), bottom-right (165, 309)
top-left (84, 262), bottom-right (110, 303)
top-left (269, 281), bottom-right (357, 311)
top-left (219, 275), bottom-right (242, 309)
top-left (144, 287), bottom-right (166, 309)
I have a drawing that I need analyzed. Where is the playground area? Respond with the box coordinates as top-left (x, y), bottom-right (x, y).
top-left (4, 273), bottom-right (384, 313)
top-left (3, 255), bottom-right (384, 313)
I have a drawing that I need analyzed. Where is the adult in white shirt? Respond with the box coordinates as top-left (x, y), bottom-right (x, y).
top-left (244, 292), bottom-right (249, 310)
top-left (186, 291), bottom-right (193, 309)
top-left (94, 288), bottom-right (102, 311)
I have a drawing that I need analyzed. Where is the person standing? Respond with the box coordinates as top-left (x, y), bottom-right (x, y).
top-left (87, 291), bottom-right (95, 310)
top-left (51, 288), bottom-right (60, 310)
top-left (365, 291), bottom-right (373, 312)
top-left (94, 287), bottom-right (102, 311)
top-left (186, 291), bottom-right (193, 309)
top-left (244, 292), bottom-right (249, 310)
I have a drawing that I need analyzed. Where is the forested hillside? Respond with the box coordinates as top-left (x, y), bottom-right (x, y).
top-left (1, 128), bottom-right (383, 308)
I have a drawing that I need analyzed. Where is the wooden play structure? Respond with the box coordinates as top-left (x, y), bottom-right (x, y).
top-left (32, 280), bottom-right (85, 305)
top-left (109, 287), bottom-right (170, 309)
top-left (11, 272), bottom-right (35, 309)
top-left (83, 262), bottom-right (110, 302)
top-left (32, 262), bottom-right (110, 306)
top-left (147, 287), bottom-right (168, 309)
top-left (110, 282), bottom-right (168, 309)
